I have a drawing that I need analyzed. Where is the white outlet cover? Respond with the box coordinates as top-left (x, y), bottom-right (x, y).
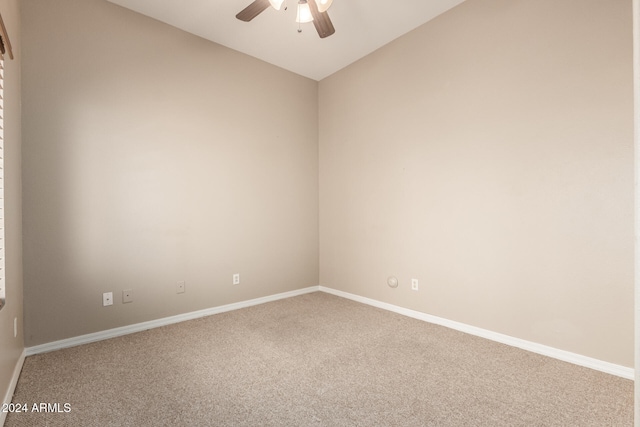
top-left (177, 281), bottom-right (186, 294)
top-left (123, 289), bottom-right (133, 303)
top-left (411, 279), bottom-right (419, 291)
top-left (103, 292), bottom-right (113, 306)
top-left (233, 274), bottom-right (240, 285)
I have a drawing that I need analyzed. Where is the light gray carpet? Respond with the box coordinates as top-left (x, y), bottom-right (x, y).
top-left (6, 292), bottom-right (633, 426)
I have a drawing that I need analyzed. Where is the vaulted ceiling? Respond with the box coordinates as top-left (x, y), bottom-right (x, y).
top-left (106, 0), bottom-right (467, 80)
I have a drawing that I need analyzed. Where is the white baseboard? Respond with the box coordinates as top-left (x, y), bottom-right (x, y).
top-left (319, 286), bottom-right (634, 380)
top-left (1, 349), bottom-right (26, 427)
top-left (26, 286), bottom-right (320, 356)
top-left (24, 284), bottom-right (633, 381)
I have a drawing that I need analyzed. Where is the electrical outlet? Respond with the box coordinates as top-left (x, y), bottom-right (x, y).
top-left (102, 292), bottom-right (113, 306)
top-left (411, 279), bottom-right (419, 291)
top-left (176, 281), bottom-right (185, 294)
top-left (233, 274), bottom-right (240, 285)
top-left (122, 289), bottom-right (133, 303)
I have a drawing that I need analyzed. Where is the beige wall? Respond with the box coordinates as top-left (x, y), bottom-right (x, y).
top-left (319, 0), bottom-right (634, 367)
top-left (0, 0), bottom-right (22, 408)
top-left (20, 0), bottom-right (634, 371)
top-left (633, 0), bottom-right (639, 418)
top-left (22, 0), bottom-right (319, 346)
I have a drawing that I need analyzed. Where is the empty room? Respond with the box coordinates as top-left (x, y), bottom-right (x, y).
top-left (0, 0), bottom-right (637, 425)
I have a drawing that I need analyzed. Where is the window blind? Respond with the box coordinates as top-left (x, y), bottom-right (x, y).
top-left (0, 56), bottom-right (5, 311)
top-left (0, 12), bottom-right (12, 311)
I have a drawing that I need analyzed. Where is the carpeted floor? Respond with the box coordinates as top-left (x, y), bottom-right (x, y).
top-left (5, 292), bottom-right (633, 426)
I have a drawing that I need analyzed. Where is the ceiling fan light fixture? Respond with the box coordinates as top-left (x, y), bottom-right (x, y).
top-left (236, 0), bottom-right (334, 38)
top-left (315, 0), bottom-right (333, 13)
top-left (268, 0), bottom-right (285, 11)
top-left (296, 1), bottom-right (314, 23)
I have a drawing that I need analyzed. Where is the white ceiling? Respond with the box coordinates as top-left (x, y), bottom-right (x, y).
top-left (106, 0), bottom-right (467, 81)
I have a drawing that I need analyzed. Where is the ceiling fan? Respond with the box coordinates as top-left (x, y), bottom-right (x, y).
top-left (236, 0), bottom-right (336, 39)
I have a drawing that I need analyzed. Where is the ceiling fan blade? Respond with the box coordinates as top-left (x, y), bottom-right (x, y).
top-left (308, 0), bottom-right (335, 38)
top-left (236, 0), bottom-right (271, 22)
